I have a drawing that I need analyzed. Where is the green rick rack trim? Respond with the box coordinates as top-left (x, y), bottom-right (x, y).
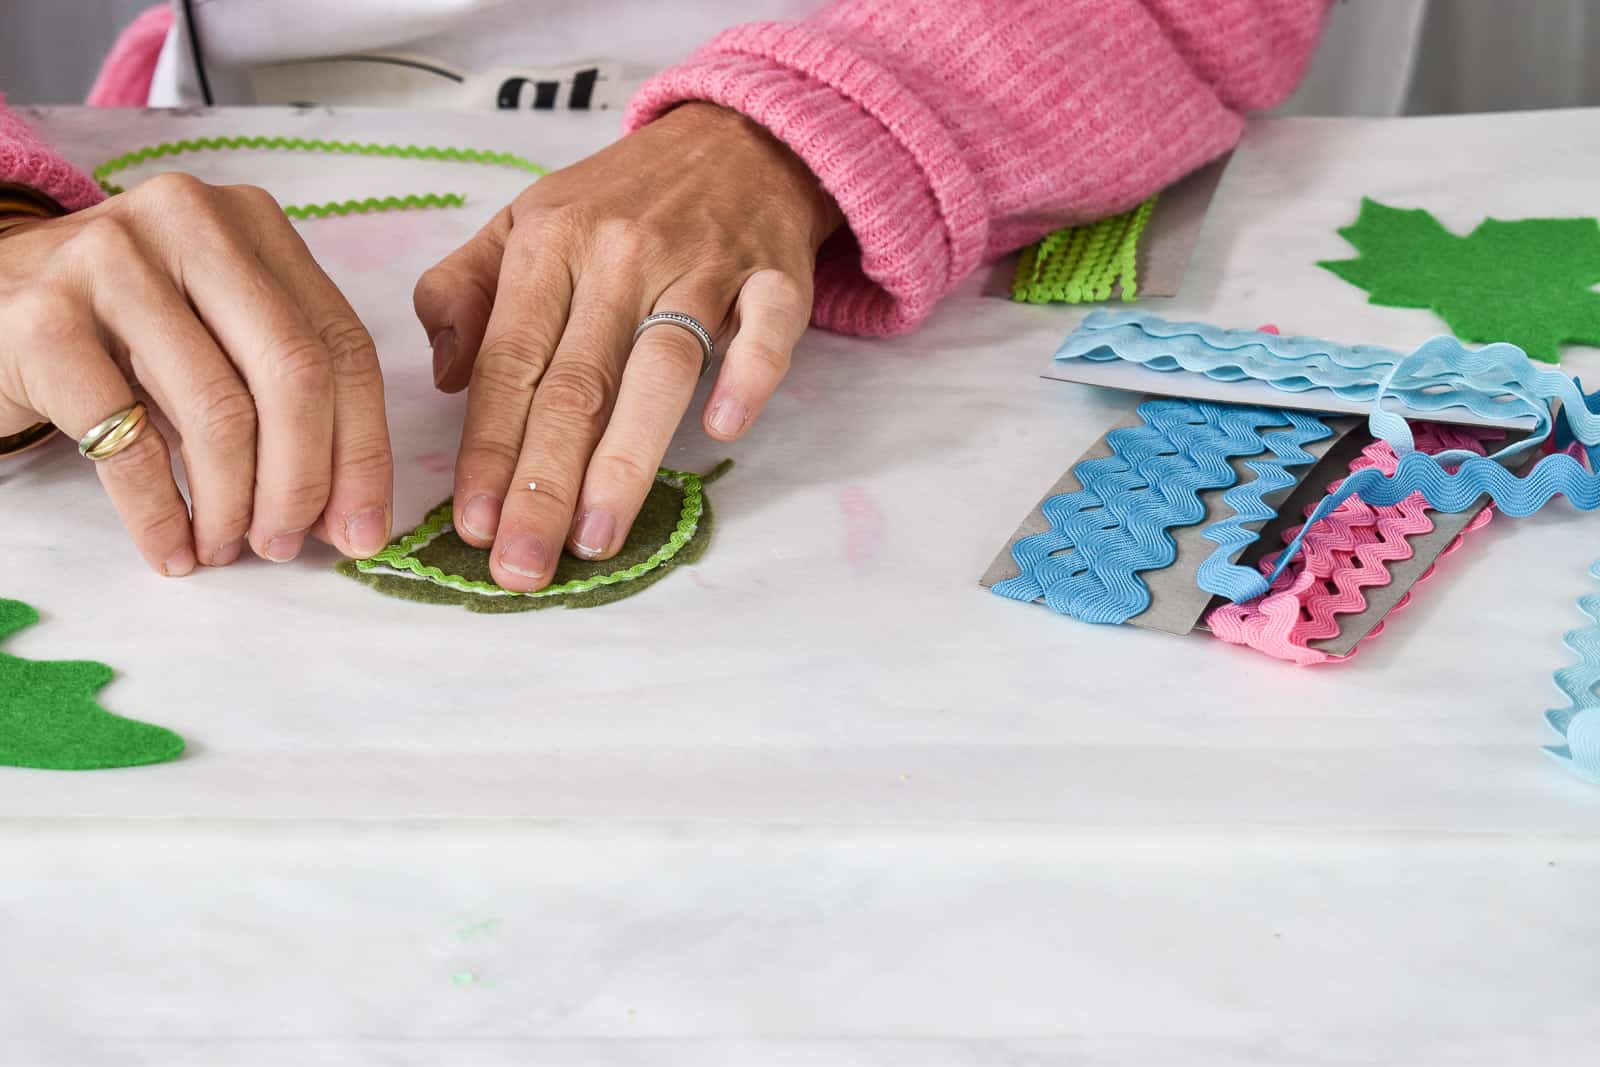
top-left (338, 462), bottom-right (733, 612)
top-left (94, 135), bottom-right (548, 219)
top-left (1012, 196), bottom-right (1157, 305)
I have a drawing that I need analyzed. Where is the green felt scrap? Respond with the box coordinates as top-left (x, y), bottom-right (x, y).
top-left (0, 599), bottom-right (186, 771)
top-left (338, 462), bottom-right (730, 612)
top-left (1319, 197), bottom-right (1600, 364)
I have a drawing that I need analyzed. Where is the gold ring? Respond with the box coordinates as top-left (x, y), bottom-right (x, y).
top-left (78, 402), bottom-right (149, 461)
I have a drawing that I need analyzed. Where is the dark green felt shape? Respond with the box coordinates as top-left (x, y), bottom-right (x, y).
top-left (0, 599), bottom-right (186, 771)
top-left (1319, 197), bottom-right (1600, 364)
top-left (338, 462), bottom-right (729, 612)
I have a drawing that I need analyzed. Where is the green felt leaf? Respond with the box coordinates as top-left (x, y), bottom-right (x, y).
top-left (1319, 197), bottom-right (1600, 363)
top-left (338, 463), bottom-right (728, 612)
top-left (0, 599), bottom-right (186, 771)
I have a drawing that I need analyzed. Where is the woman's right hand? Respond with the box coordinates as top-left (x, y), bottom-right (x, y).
top-left (0, 172), bottom-right (393, 575)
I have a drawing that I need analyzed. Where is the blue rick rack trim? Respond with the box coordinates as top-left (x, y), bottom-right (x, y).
top-left (993, 397), bottom-right (1328, 624)
top-left (1547, 561), bottom-right (1600, 783)
top-left (1196, 410), bottom-right (1334, 603)
top-left (1053, 311), bottom-right (1600, 784)
top-left (1057, 311), bottom-right (1546, 430)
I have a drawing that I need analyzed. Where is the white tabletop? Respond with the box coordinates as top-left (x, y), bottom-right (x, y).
top-left (3, 104), bottom-right (1598, 1065)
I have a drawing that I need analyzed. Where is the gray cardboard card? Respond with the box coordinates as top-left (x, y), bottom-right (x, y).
top-left (981, 401), bottom-right (1361, 636)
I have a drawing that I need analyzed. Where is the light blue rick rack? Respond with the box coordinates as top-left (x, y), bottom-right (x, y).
top-left (994, 397), bottom-right (1330, 624)
top-left (1196, 410), bottom-right (1333, 603)
top-left (1547, 561), bottom-right (1600, 782)
top-left (1058, 311), bottom-right (1549, 432)
top-left (1054, 311), bottom-right (1600, 784)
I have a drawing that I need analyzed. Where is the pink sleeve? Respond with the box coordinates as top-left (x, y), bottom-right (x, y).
top-left (87, 3), bottom-right (174, 107)
top-left (0, 94), bottom-right (104, 212)
top-left (626, 0), bottom-right (1333, 336)
top-left (0, 5), bottom-right (168, 211)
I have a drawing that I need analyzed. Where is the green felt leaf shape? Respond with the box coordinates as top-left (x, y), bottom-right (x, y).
top-left (338, 462), bottom-right (730, 612)
top-left (0, 599), bottom-right (186, 771)
top-left (1319, 197), bottom-right (1600, 364)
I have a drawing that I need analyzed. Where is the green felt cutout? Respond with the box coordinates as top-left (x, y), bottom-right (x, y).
top-left (338, 462), bottom-right (730, 612)
top-left (1319, 197), bottom-right (1600, 364)
top-left (0, 599), bottom-right (186, 771)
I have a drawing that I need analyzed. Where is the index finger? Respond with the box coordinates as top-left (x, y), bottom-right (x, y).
top-left (450, 228), bottom-right (575, 549)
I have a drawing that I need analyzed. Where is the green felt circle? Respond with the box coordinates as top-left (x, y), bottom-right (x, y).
top-left (337, 473), bottom-right (717, 612)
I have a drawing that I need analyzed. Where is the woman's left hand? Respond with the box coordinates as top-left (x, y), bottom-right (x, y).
top-left (413, 103), bottom-right (842, 592)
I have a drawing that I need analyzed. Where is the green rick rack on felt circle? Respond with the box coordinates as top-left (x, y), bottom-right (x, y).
top-left (93, 135), bottom-right (548, 219)
top-left (338, 462), bottom-right (732, 612)
top-left (1012, 196), bottom-right (1156, 304)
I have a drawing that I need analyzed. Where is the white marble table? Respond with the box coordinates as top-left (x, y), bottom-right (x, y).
top-left (2, 104), bottom-right (1598, 1065)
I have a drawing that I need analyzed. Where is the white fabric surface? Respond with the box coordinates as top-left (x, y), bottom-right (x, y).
top-left (2, 105), bottom-right (1598, 1063)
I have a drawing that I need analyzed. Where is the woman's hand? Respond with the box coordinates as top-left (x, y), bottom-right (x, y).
top-left (0, 173), bottom-right (393, 575)
top-left (414, 103), bottom-right (842, 592)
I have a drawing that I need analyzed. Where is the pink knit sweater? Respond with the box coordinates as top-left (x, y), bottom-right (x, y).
top-left (5, 0), bottom-right (1330, 336)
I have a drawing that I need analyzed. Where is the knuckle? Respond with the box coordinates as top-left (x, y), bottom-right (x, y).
top-left (411, 266), bottom-right (448, 312)
top-left (101, 431), bottom-right (171, 493)
top-left (457, 438), bottom-right (522, 474)
top-left (739, 338), bottom-right (792, 377)
top-left (589, 450), bottom-right (658, 494)
top-left (137, 170), bottom-right (210, 207)
top-left (335, 436), bottom-right (392, 482)
top-left (320, 316), bottom-right (378, 369)
top-left (520, 472), bottom-right (578, 513)
top-left (474, 334), bottom-right (551, 394)
top-left (11, 290), bottom-right (80, 345)
top-left (134, 506), bottom-right (190, 552)
top-left (537, 364), bottom-right (611, 423)
top-left (592, 217), bottom-right (654, 265)
top-left (66, 215), bottom-right (139, 265)
top-left (759, 269), bottom-right (810, 311)
top-left (634, 328), bottom-right (704, 378)
top-left (261, 335), bottom-right (333, 392)
top-left (538, 204), bottom-right (590, 247)
top-left (191, 382), bottom-right (259, 448)
top-left (274, 473), bottom-right (334, 517)
top-left (223, 182), bottom-right (281, 214)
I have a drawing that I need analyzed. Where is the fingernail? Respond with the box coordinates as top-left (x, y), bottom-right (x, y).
top-left (460, 494), bottom-right (502, 541)
top-left (163, 546), bottom-right (196, 577)
top-left (345, 506), bottom-right (390, 558)
top-left (571, 509), bottom-right (615, 559)
top-left (210, 539), bottom-right (243, 567)
top-left (262, 529), bottom-right (307, 563)
top-left (708, 396), bottom-right (748, 437)
top-left (431, 328), bottom-right (457, 387)
top-left (499, 536), bottom-right (551, 579)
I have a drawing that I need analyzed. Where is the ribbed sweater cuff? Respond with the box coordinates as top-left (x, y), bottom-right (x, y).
top-left (0, 97), bottom-right (104, 213)
top-left (626, 23), bottom-right (988, 337)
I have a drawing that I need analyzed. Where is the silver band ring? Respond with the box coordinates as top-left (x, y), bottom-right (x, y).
top-left (634, 312), bottom-right (715, 378)
top-left (77, 402), bottom-right (149, 462)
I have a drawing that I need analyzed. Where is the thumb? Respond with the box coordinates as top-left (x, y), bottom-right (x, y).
top-left (413, 209), bottom-right (510, 394)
